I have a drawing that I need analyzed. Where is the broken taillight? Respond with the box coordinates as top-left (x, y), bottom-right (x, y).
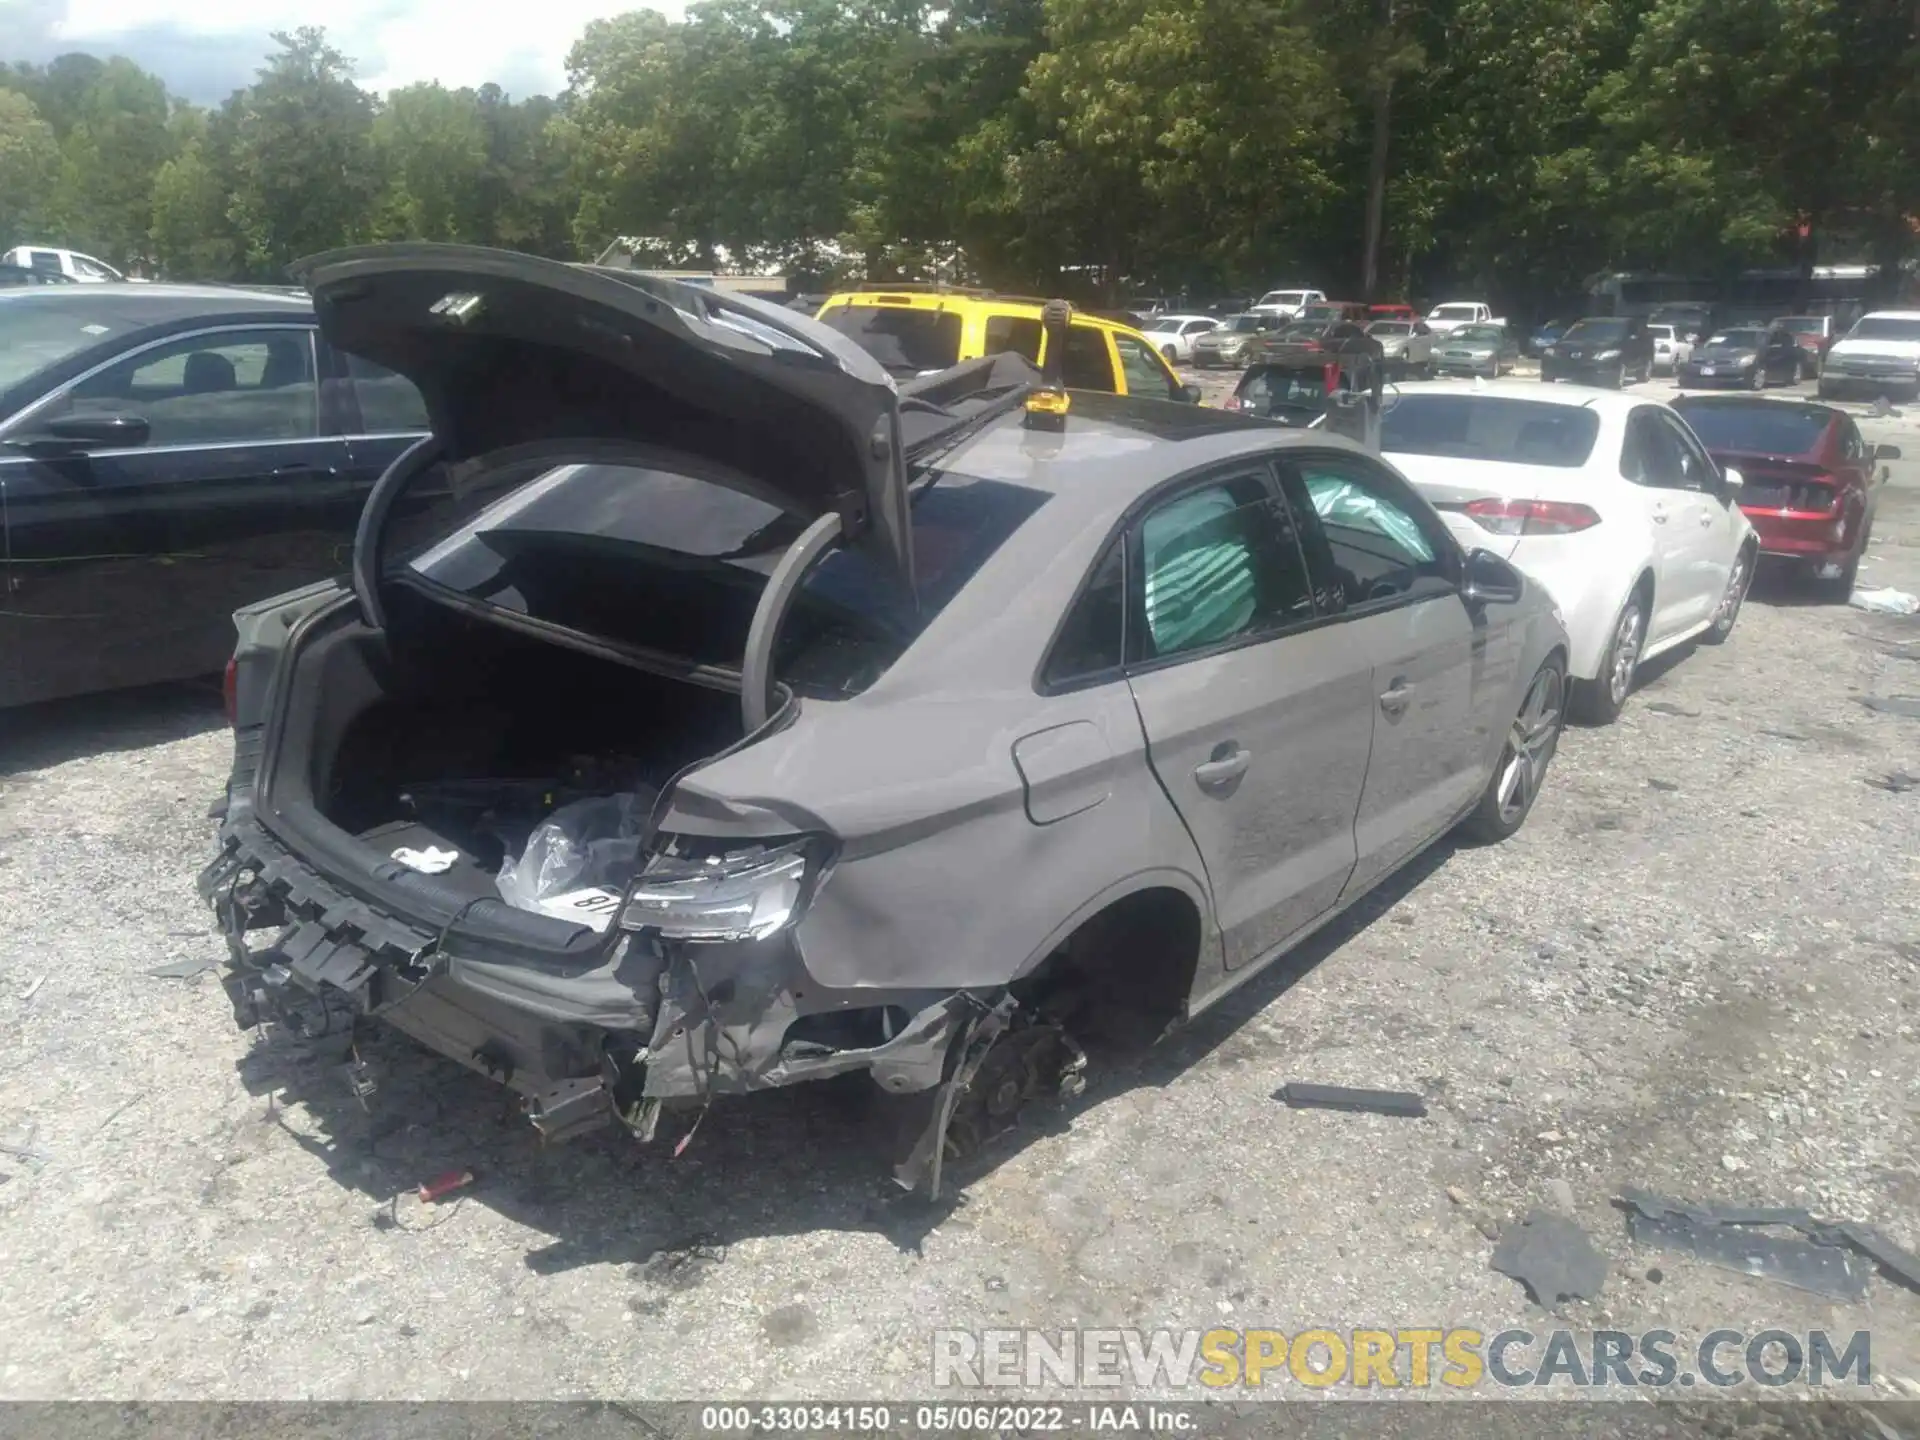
top-left (222, 658), bottom-right (238, 726)
top-left (1463, 498), bottom-right (1602, 536)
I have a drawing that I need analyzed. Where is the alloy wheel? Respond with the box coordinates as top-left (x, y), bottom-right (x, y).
top-left (1712, 551), bottom-right (1750, 633)
top-left (1608, 602), bottom-right (1644, 706)
top-left (1495, 666), bottom-right (1565, 826)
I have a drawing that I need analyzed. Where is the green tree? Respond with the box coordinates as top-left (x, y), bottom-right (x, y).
top-left (149, 108), bottom-right (242, 278)
top-left (45, 57), bottom-right (176, 267)
top-left (0, 88), bottom-right (60, 244)
top-left (373, 82), bottom-right (489, 241)
top-left (226, 28), bottom-right (381, 276)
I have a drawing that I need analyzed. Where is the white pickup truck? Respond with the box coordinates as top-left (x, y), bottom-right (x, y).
top-left (1425, 301), bottom-right (1506, 336)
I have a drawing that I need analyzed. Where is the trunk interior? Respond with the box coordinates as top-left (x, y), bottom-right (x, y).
top-left (261, 581), bottom-right (746, 937)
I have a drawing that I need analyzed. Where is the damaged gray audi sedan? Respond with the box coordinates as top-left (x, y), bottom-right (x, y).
top-left (200, 244), bottom-right (1569, 1195)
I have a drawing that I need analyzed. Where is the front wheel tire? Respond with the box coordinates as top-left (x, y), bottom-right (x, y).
top-left (1460, 658), bottom-right (1565, 843)
top-left (1572, 593), bottom-right (1646, 725)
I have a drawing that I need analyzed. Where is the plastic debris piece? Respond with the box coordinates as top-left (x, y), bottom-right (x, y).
top-left (1850, 587), bottom-right (1920, 615)
top-left (1624, 1204), bottom-right (1868, 1302)
top-left (1276, 1082), bottom-right (1428, 1118)
top-left (19, 974), bottom-right (45, 1001)
top-left (392, 844), bottom-right (460, 875)
top-left (1491, 1209), bottom-right (1607, 1305)
top-left (417, 1169), bottom-right (474, 1203)
top-left (495, 790), bottom-right (657, 915)
top-left (1859, 695), bottom-right (1920, 719)
top-left (1867, 771), bottom-right (1919, 794)
top-left (147, 957), bottom-right (216, 979)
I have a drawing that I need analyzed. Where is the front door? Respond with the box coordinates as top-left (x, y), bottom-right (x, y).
top-left (1122, 460), bottom-right (1375, 970)
top-left (1281, 451), bottom-right (1503, 894)
top-left (0, 324), bottom-right (344, 706)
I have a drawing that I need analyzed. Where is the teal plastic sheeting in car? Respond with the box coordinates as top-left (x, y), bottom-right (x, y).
top-left (1140, 485), bottom-right (1257, 656)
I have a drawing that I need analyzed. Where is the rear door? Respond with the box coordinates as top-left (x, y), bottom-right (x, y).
top-left (1620, 408), bottom-right (1710, 636)
top-left (1122, 459), bottom-right (1375, 969)
top-left (0, 322), bottom-right (348, 705)
top-left (1658, 409), bottom-right (1744, 592)
top-left (1281, 449), bottom-right (1501, 894)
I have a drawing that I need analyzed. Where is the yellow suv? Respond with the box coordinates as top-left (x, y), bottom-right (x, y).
top-left (814, 287), bottom-right (1200, 403)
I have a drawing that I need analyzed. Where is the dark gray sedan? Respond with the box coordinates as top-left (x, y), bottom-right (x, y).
top-left (201, 245), bottom-right (1569, 1193)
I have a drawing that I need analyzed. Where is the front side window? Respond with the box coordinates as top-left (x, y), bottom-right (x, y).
top-left (1656, 413), bottom-right (1717, 491)
top-left (1289, 455), bottom-right (1450, 608)
top-left (1130, 469), bottom-right (1314, 661)
top-left (1182, 319), bottom-right (1216, 336)
top-left (50, 328), bottom-right (318, 445)
top-left (1623, 411), bottom-right (1687, 489)
top-left (1113, 334), bottom-right (1179, 400)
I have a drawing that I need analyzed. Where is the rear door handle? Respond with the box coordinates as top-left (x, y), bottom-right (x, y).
top-left (1193, 745), bottom-right (1251, 792)
top-left (1650, 505), bottom-right (1669, 524)
top-left (1379, 679), bottom-right (1414, 715)
top-left (272, 463), bottom-right (340, 479)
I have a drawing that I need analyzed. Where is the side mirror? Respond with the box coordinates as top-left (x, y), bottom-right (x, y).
top-left (1462, 548), bottom-right (1524, 606)
top-left (1874, 443), bottom-right (1901, 461)
top-left (1179, 384), bottom-right (1203, 405)
top-left (1721, 465), bottom-right (1745, 493)
top-left (8, 412), bottom-right (150, 452)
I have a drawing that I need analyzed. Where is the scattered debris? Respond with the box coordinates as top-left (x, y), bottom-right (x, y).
top-left (19, 973), bottom-right (45, 1001)
top-left (1758, 727), bottom-right (1808, 743)
top-left (1276, 1083), bottom-right (1428, 1118)
top-left (0, 1122), bottom-right (49, 1167)
top-left (146, 956), bottom-right (216, 980)
top-left (1646, 778), bottom-right (1680, 792)
top-left (1615, 1189), bottom-right (1920, 1302)
top-left (1643, 701), bottom-right (1701, 717)
top-left (1858, 695), bottom-right (1920, 719)
top-left (1490, 1210), bottom-right (1607, 1306)
top-left (1546, 1178), bottom-right (1576, 1215)
top-left (391, 844), bottom-right (460, 875)
top-left (1445, 1185), bottom-right (1470, 1206)
top-left (1867, 771), bottom-right (1919, 794)
top-left (417, 1169), bottom-right (475, 1204)
top-left (1850, 587), bottom-right (1920, 616)
top-left (1720, 1154), bottom-right (1749, 1173)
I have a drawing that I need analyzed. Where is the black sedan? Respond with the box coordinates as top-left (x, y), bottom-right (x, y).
top-left (0, 263), bottom-right (75, 288)
top-left (1677, 325), bottom-right (1803, 390)
top-left (0, 283), bottom-right (435, 708)
top-left (1539, 316), bottom-right (1654, 387)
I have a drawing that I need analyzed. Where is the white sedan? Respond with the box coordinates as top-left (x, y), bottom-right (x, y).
top-left (1380, 381), bottom-right (1757, 723)
top-left (1141, 314), bottom-right (1221, 363)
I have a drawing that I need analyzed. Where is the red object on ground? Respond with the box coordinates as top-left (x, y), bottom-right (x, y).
top-left (418, 1169), bottom-right (475, 1203)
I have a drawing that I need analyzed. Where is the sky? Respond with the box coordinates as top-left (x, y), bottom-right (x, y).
top-left (2, 0), bottom-right (689, 103)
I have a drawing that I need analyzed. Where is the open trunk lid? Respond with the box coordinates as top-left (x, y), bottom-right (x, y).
top-left (290, 243), bottom-right (915, 590)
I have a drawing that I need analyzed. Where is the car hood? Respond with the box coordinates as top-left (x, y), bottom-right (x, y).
top-left (1697, 346), bottom-right (1758, 360)
top-left (1830, 338), bottom-right (1920, 359)
top-left (290, 243), bottom-right (914, 586)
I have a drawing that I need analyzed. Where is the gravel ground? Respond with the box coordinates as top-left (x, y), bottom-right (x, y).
top-left (2, 370), bottom-right (1918, 1407)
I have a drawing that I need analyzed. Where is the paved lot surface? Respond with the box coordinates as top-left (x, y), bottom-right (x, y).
top-left (2, 370), bottom-right (1918, 1406)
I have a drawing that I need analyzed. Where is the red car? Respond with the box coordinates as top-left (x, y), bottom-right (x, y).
top-left (1369, 302), bottom-right (1418, 321)
top-left (1771, 314), bottom-right (1841, 378)
top-left (1670, 395), bottom-right (1897, 596)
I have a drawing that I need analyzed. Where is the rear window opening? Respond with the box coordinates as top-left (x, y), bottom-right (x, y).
top-left (1382, 395), bottom-right (1601, 468)
top-left (817, 304), bottom-right (963, 376)
top-left (1673, 403), bottom-right (1829, 456)
top-left (397, 458), bottom-right (1050, 700)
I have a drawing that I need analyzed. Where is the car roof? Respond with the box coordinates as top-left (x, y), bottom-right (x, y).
top-left (1858, 310), bottom-right (1920, 321)
top-left (819, 290), bottom-right (1153, 337)
top-left (0, 282), bottom-right (311, 322)
top-left (1146, 313), bottom-right (1215, 326)
top-left (1393, 376), bottom-right (1642, 417)
top-left (933, 391), bottom-right (1373, 505)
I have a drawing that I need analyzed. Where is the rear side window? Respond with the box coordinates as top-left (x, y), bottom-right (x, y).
top-left (1058, 327), bottom-right (1117, 392)
top-left (816, 304), bottom-right (963, 376)
top-left (1129, 469), bottom-right (1315, 661)
top-left (984, 315), bottom-right (1042, 363)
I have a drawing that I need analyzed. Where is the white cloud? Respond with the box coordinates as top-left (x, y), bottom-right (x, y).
top-left (47, 0), bottom-right (689, 96)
